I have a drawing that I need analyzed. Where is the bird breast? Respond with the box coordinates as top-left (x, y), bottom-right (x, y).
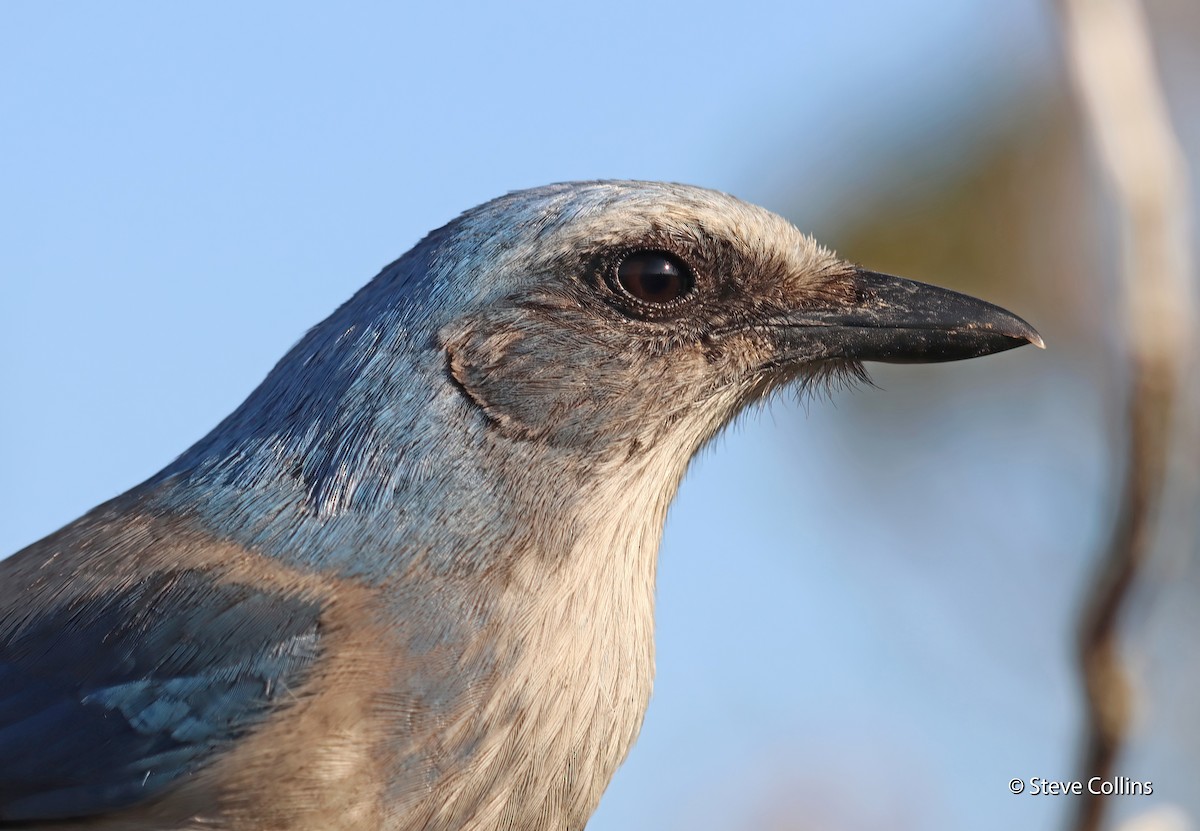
top-left (421, 461), bottom-right (669, 830)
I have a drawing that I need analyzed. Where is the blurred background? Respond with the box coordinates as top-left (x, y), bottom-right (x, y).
top-left (2, 2), bottom-right (1197, 829)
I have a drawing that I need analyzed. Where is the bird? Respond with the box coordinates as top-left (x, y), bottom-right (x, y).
top-left (0, 181), bottom-right (1042, 830)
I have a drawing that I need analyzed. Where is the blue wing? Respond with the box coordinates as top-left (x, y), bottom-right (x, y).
top-left (0, 569), bottom-right (322, 822)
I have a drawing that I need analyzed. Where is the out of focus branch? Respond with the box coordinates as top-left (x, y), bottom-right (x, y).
top-left (1057, 2), bottom-right (1197, 831)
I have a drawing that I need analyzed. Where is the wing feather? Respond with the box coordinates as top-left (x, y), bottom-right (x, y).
top-left (0, 569), bottom-right (322, 822)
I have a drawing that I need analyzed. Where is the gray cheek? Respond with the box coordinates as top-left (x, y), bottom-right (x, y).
top-left (442, 314), bottom-right (666, 452)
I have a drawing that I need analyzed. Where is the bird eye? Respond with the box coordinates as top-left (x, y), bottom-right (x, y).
top-left (615, 251), bottom-right (694, 306)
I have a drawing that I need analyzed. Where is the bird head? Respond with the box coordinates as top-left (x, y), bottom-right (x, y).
top-left (436, 181), bottom-right (1041, 469)
top-left (161, 181), bottom-right (1040, 569)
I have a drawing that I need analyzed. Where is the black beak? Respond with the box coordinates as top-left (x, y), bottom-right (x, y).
top-left (775, 268), bottom-right (1044, 364)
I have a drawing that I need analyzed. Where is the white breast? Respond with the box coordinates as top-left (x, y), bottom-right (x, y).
top-left (423, 448), bottom-right (680, 831)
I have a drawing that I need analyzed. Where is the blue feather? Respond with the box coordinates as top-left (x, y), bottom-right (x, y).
top-left (0, 570), bottom-right (321, 821)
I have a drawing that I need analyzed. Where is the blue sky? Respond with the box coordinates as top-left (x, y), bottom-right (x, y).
top-left (8, 3), bottom-right (1190, 829)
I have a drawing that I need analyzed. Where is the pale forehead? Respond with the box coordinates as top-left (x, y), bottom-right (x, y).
top-left (467, 181), bottom-right (835, 273)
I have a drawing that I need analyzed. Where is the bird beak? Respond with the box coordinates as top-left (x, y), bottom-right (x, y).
top-left (773, 268), bottom-right (1044, 364)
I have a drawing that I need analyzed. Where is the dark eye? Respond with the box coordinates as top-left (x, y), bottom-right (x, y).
top-left (616, 251), bottom-right (694, 305)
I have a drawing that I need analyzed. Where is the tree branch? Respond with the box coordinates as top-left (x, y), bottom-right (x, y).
top-left (1056, 1), bottom-right (1196, 829)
